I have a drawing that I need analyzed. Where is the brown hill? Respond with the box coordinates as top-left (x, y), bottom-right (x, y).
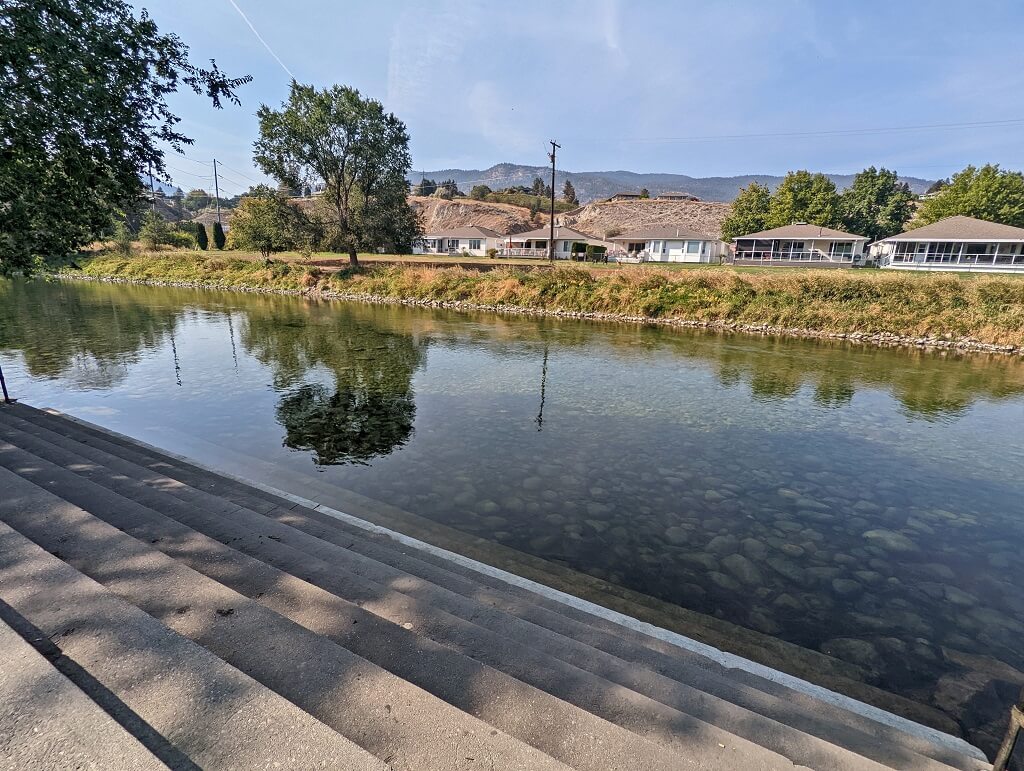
top-left (410, 196), bottom-right (540, 235)
top-left (560, 199), bottom-right (732, 240)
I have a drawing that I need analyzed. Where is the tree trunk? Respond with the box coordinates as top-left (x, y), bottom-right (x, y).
top-left (348, 244), bottom-right (359, 268)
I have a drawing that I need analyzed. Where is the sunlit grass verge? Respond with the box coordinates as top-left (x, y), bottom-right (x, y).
top-left (72, 253), bottom-right (1024, 347)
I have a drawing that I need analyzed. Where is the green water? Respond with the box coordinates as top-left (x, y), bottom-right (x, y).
top-left (2, 277), bottom-right (1022, 749)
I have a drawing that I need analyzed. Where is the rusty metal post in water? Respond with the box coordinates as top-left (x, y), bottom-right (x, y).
top-left (994, 688), bottom-right (1024, 771)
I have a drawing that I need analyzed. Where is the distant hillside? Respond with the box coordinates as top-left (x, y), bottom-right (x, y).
top-left (412, 163), bottom-right (934, 203)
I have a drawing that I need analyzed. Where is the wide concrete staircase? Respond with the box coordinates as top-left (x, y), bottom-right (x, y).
top-left (0, 402), bottom-right (993, 770)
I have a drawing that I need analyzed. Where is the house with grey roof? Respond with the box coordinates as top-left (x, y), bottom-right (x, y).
top-left (414, 226), bottom-right (504, 257)
top-left (608, 226), bottom-right (725, 263)
top-left (655, 191), bottom-right (701, 201)
top-left (501, 226), bottom-right (609, 259)
top-left (877, 215), bottom-right (1024, 272)
top-left (731, 224), bottom-right (869, 266)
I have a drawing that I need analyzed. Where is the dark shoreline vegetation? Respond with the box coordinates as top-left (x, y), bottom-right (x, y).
top-left (67, 252), bottom-right (1024, 352)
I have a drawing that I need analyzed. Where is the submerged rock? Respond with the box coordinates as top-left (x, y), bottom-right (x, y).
top-left (863, 529), bottom-right (919, 553)
top-left (722, 553), bottom-right (764, 586)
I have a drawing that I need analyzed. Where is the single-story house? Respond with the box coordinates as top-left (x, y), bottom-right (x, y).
top-left (655, 191), bottom-right (700, 201)
top-left (877, 215), bottom-right (1024, 272)
top-left (608, 226), bottom-right (726, 263)
top-left (609, 192), bottom-right (644, 201)
top-left (414, 226), bottom-right (504, 257)
top-left (732, 224), bottom-right (869, 266)
top-left (500, 226), bottom-right (608, 259)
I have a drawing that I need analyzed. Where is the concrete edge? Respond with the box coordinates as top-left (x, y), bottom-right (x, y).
top-left (40, 405), bottom-right (988, 763)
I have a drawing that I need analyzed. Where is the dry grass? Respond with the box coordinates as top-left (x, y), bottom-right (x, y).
top-left (72, 253), bottom-right (1024, 346)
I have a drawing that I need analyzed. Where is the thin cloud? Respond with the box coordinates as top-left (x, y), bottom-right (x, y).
top-left (226, 0), bottom-right (295, 80)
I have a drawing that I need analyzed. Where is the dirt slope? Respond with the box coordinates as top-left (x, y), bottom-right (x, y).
top-left (410, 196), bottom-right (540, 235)
top-left (560, 199), bottom-right (733, 240)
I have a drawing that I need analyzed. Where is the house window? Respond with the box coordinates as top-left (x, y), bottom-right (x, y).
top-left (685, 240), bottom-right (701, 254)
top-left (562, 241), bottom-right (570, 252)
top-left (830, 241), bottom-right (853, 257)
top-left (448, 239), bottom-right (460, 249)
top-left (469, 239), bottom-right (482, 250)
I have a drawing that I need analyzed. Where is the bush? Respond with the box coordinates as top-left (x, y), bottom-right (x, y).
top-left (112, 220), bottom-right (133, 256)
top-left (212, 221), bottom-right (226, 250)
top-left (138, 210), bottom-right (171, 250)
top-left (195, 222), bottom-right (208, 250)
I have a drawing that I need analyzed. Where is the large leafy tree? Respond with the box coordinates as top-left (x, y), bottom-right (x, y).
top-left (721, 182), bottom-right (771, 241)
top-left (0, 0), bottom-right (250, 274)
top-left (226, 185), bottom-right (306, 258)
top-left (839, 167), bottom-right (914, 242)
top-left (253, 82), bottom-right (417, 267)
top-left (768, 170), bottom-right (842, 229)
top-left (913, 164), bottom-right (1024, 228)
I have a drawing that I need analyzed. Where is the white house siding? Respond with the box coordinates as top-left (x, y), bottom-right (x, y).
top-left (879, 241), bottom-right (1024, 273)
top-left (642, 239), bottom-right (717, 263)
top-left (415, 236), bottom-right (498, 257)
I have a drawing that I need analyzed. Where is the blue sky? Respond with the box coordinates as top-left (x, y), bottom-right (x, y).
top-left (139, 0), bottom-right (1024, 196)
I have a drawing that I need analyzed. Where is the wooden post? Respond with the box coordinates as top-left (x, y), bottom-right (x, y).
top-left (0, 362), bottom-right (12, 403)
top-left (994, 689), bottom-right (1024, 771)
top-left (547, 140), bottom-right (559, 262)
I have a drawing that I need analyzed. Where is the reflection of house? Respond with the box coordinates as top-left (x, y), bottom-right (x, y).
top-left (608, 227), bottom-right (725, 263)
top-left (877, 215), bottom-right (1024, 272)
top-left (499, 226), bottom-right (608, 258)
top-left (414, 226), bottom-right (503, 256)
top-left (732, 224), bottom-right (868, 266)
top-left (655, 191), bottom-right (700, 201)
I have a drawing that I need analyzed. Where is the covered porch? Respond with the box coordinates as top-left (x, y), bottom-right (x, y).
top-left (733, 238), bottom-right (859, 264)
top-left (886, 240), bottom-right (1024, 270)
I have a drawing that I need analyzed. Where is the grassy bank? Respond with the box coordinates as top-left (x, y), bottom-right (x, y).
top-left (71, 252), bottom-right (1024, 347)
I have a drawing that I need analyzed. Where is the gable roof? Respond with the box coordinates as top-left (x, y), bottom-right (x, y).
top-left (423, 225), bottom-right (502, 239)
top-left (655, 191), bottom-right (699, 200)
top-left (509, 226), bottom-right (598, 242)
top-left (735, 224), bottom-right (867, 241)
top-left (609, 226), bottom-right (714, 241)
top-left (881, 215), bottom-right (1024, 242)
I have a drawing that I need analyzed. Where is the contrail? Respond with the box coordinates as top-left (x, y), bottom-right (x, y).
top-left (225, 0), bottom-right (295, 80)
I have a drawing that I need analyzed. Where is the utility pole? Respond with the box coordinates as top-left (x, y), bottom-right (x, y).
top-left (547, 139), bottom-right (560, 262)
top-left (212, 158), bottom-right (222, 227)
top-left (148, 162), bottom-right (157, 213)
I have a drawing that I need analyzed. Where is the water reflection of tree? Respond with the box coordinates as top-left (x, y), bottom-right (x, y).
top-left (241, 302), bottom-right (425, 466)
top-left (0, 279), bottom-right (179, 388)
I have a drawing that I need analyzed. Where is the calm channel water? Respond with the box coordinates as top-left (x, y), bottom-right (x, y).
top-left (2, 277), bottom-right (1023, 749)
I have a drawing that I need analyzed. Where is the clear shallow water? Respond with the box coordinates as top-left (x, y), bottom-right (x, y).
top-left (2, 278), bottom-right (1023, 746)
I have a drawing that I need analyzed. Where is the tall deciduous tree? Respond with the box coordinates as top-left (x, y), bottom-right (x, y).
top-left (913, 164), bottom-right (1024, 228)
top-left (0, 0), bottom-right (250, 274)
top-left (721, 182), bottom-right (771, 241)
top-left (768, 171), bottom-right (842, 229)
top-left (254, 82), bottom-right (416, 267)
top-left (839, 167), bottom-right (914, 242)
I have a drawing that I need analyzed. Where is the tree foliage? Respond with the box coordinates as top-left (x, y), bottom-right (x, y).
top-left (768, 171), bottom-right (842, 230)
top-left (212, 221), bottom-right (226, 250)
top-left (254, 82), bottom-right (417, 266)
top-left (531, 177), bottom-right (545, 196)
top-left (0, 0), bottom-right (250, 274)
top-left (639, 187), bottom-right (650, 199)
top-left (225, 185), bottom-right (304, 258)
top-left (562, 179), bottom-right (578, 206)
top-left (194, 221), bottom-right (209, 250)
top-left (721, 182), bottom-right (772, 241)
top-left (469, 184), bottom-right (492, 200)
top-left (138, 210), bottom-right (172, 250)
top-left (913, 164), bottom-right (1024, 228)
top-left (183, 189), bottom-right (211, 211)
top-left (838, 167), bottom-right (914, 242)
top-left (412, 178), bottom-right (437, 196)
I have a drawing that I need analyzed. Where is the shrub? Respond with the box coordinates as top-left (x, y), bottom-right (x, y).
top-left (212, 221), bottom-right (226, 249)
top-left (195, 222), bottom-right (208, 250)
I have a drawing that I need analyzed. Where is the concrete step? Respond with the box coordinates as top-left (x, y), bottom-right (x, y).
top-left (0, 511), bottom-right (389, 771)
top-left (0, 463), bottom-right (582, 771)
top-left (0, 407), bottom-right (988, 771)
top-left (0, 614), bottom-right (165, 771)
top-left (0, 442), bottom-right (713, 771)
top-left (6, 403), bottom-right (990, 771)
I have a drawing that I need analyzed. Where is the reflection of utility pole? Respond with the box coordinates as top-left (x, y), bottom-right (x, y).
top-left (535, 343), bottom-right (549, 431)
top-left (169, 330), bottom-right (182, 387)
top-left (547, 140), bottom-right (560, 262)
top-left (226, 311), bottom-right (238, 372)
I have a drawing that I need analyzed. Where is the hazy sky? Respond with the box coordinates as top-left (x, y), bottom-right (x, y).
top-left (139, 0), bottom-right (1024, 196)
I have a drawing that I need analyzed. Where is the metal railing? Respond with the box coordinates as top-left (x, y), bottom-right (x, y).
top-left (734, 250), bottom-right (854, 263)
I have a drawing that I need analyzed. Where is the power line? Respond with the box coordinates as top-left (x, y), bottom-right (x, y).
top-left (217, 163), bottom-right (267, 186)
top-left (620, 118), bottom-right (1024, 145)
